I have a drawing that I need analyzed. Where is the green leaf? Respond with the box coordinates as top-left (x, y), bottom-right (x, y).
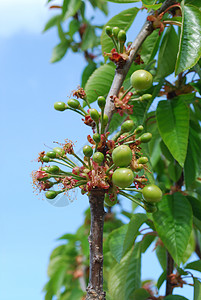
top-left (81, 61), bottom-right (97, 89)
top-left (187, 196), bottom-right (201, 221)
top-left (153, 193), bottom-right (193, 265)
top-left (194, 278), bottom-right (201, 300)
top-left (156, 98), bottom-right (189, 167)
top-left (81, 25), bottom-right (98, 51)
top-left (165, 296), bottom-right (188, 300)
top-left (175, 4), bottom-right (201, 75)
top-left (140, 30), bottom-right (162, 64)
top-left (109, 213), bottom-right (147, 262)
top-left (156, 243), bottom-right (167, 270)
top-left (185, 0), bottom-right (201, 7)
top-left (43, 15), bottom-right (62, 32)
top-left (182, 229), bottom-right (195, 264)
top-left (157, 270), bottom-right (166, 290)
top-left (168, 161), bottom-right (182, 182)
top-left (68, 19), bottom-right (80, 37)
top-left (85, 64), bottom-right (115, 104)
top-left (140, 234), bottom-right (155, 253)
top-left (108, 243), bottom-right (141, 300)
top-left (109, 224), bottom-right (128, 263)
top-left (186, 260), bottom-right (201, 272)
top-left (101, 7), bottom-right (139, 55)
top-left (122, 213), bottom-right (148, 257)
top-left (132, 288), bottom-right (150, 300)
top-left (63, 0), bottom-right (82, 21)
top-left (156, 26), bottom-right (179, 79)
top-left (50, 41), bottom-right (69, 63)
top-left (184, 122), bottom-right (201, 188)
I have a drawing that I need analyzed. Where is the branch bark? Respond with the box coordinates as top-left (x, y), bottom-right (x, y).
top-left (104, 0), bottom-right (177, 131)
top-left (165, 251), bottom-right (174, 296)
top-left (86, 188), bottom-right (106, 300)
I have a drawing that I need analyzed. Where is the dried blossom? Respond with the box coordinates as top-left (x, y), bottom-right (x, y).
top-left (104, 48), bottom-right (128, 66)
top-left (111, 87), bottom-right (133, 116)
top-left (73, 87), bottom-right (86, 99)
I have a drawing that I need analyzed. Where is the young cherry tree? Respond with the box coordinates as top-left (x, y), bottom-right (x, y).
top-left (33, 0), bottom-right (201, 299)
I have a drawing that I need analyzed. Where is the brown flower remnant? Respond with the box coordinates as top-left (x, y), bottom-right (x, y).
top-left (87, 161), bottom-right (110, 191)
top-left (82, 111), bottom-right (96, 131)
top-left (63, 140), bottom-right (74, 155)
top-left (73, 87), bottom-right (86, 99)
top-left (168, 272), bottom-right (187, 288)
top-left (111, 87), bottom-right (133, 116)
top-left (37, 151), bottom-right (46, 163)
top-left (104, 48), bottom-right (129, 66)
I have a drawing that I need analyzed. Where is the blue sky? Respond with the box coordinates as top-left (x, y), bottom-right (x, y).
top-left (0, 1), bottom-right (198, 299)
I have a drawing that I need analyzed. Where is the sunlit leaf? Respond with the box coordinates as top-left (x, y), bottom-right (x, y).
top-left (50, 41), bottom-right (69, 63)
top-left (175, 3), bottom-right (201, 74)
top-left (153, 193), bottom-right (193, 265)
top-left (194, 278), bottom-right (201, 300)
top-left (85, 64), bottom-right (115, 104)
top-left (156, 98), bottom-right (189, 167)
top-left (186, 260), bottom-right (201, 272)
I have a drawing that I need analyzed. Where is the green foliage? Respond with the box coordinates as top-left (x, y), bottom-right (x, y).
top-left (42, 0), bottom-right (201, 298)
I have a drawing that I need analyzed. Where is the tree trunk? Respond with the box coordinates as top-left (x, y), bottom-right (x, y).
top-left (86, 188), bottom-right (106, 300)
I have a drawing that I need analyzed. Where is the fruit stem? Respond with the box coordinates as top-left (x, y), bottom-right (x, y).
top-left (100, 108), bottom-right (105, 134)
top-left (72, 153), bottom-right (88, 168)
top-left (119, 85), bottom-right (134, 101)
top-left (60, 157), bottom-right (77, 168)
top-left (83, 96), bottom-right (91, 109)
top-left (78, 106), bottom-right (88, 115)
top-left (115, 132), bottom-right (135, 145)
top-left (96, 121), bottom-right (100, 134)
top-left (122, 187), bottom-right (142, 193)
top-left (87, 157), bottom-right (92, 170)
top-left (67, 106), bottom-right (85, 116)
top-left (119, 41), bottom-right (124, 54)
top-left (119, 191), bottom-right (145, 208)
top-left (106, 163), bottom-right (116, 175)
top-left (111, 35), bottom-right (119, 52)
top-left (51, 159), bottom-right (75, 169)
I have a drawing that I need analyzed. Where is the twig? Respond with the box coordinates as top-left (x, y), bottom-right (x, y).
top-left (104, 0), bottom-right (177, 131)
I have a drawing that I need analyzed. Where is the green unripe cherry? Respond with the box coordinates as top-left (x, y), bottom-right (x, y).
top-left (105, 26), bottom-right (112, 37)
top-left (112, 27), bottom-right (120, 39)
top-left (46, 151), bottom-right (56, 159)
top-left (141, 94), bottom-right (152, 101)
top-left (97, 96), bottom-right (106, 108)
top-left (93, 133), bottom-right (101, 143)
top-left (93, 152), bottom-right (104, 164)
top-left (137, 156), bottom-right (148, 164)
top-left (45, 191), bottom-right (58, 199)
top-left (139, 133), bottom-right (152, 143)
top-left (103, 114), bottom-right (108, 126)
top-left (90, 109), bottom-right (100, 122)
top-left (121, 120), bottom-right (134, 133)
top-left (42, 156), bottom-right (50, 163)
top-left (67, 99), bottom-right (80, 109)
top-left (48, 165), bottom-right (60, 174)
top-left (112, 168), bottom-right (134, 189)
top-left (118, 30), bottom-right (126, 43)
top-left (83, 145), bottom-right (93, 157)
top-left (53, 147), bottom-right (65, 157)
top-left (130, 70), bottom-right (153, 91)
top-left (54, 101), bottom-right (66, 111)
top-left (112, 145), bottom-right (132, 167)
top-left (135, 125), bottom-right (144, 135)
top-left (142, 184), bottom-right (162, 203)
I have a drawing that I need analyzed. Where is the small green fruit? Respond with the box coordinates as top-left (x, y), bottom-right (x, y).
top-left (139, 133), bottom-right (152, 143)
top-left (83, 145), bottom-right (93, 157)
top-left (67, 99), bottom-right (80, 109)
top-left (118, 30), bottom-right (126, 43)
top-left (93, 133), bottom-right (101, 143)
top-left (54, 102), bottom-right (66, 111)
top-left (90, 109), bottom-right (100, 122)
top-left (121, 120), bottom-right (134, 133)
top-left (46, 151), bottom-right (56, 159)
top-left (104, 194), bottom-right (117, 207)
top-left (97, 96), bottom-right (106, 108)
top-left (112, 27), bottom-right (120, 39)
top-left (130, 70), bottom-right (153, 91)
top-left (137, 157), bottom-right (148, 164)
top-left (112, 168), bottom-right (134, 188)
top-left (48, 165), bottom-right (60, 174)
top-left (45, 191), bottom-right (58, 199)
top-left (105, 26), bottom-right (112, 37)
top-left (93, 152), bottom-right (104, 164)
top-left (53, 147), bottom-right (65, 157)
top-left (112, 145), bottom-right (132, 167)
top-left (142, 184), bottom-right (162, 203)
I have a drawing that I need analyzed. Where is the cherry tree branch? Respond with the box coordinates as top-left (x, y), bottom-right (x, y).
top-left (104, 0), bottom-right (177, 131)
top-left (86, 188), bottom-right (106, 300)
